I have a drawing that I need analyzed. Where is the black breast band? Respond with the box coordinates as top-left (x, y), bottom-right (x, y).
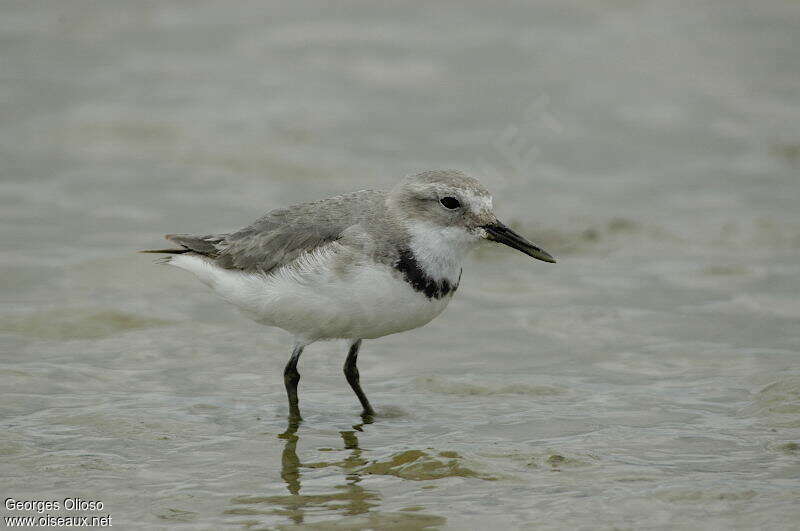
top-left (395, 248), bottom-right (460, 300)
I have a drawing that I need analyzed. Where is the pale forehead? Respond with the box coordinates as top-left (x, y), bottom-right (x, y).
top-left (462, 189), bottom-right (493, 212)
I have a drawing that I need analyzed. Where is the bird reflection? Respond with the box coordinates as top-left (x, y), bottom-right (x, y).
top-left (277, 416), bottom-right (302, 495)
top-left (227, 416), bottom-right (380, 526)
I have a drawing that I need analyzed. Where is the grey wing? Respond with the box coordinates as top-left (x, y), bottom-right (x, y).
top-left (214, 217), bottom-right (347, 273)
top-left (169, 190), bottom-right (387, 274)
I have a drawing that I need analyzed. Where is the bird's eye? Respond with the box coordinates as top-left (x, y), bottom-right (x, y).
top-left (439, 197), bottom-right (461, 209)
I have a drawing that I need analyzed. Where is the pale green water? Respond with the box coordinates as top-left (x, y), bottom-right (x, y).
top-left (2, 1), bottom-right (800, 529)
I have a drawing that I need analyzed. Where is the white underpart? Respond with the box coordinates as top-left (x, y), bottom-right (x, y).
top-left (168, 245), bottom-right (453, 344)
top-left (406, 221), bottom-right (480, 284)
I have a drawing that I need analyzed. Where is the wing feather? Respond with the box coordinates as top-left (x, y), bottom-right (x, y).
top-left (204, 189), bottom-right (386, 274)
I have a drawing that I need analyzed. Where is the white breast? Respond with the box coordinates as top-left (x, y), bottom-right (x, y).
top-left (167, 246), bottom-right (453, 343)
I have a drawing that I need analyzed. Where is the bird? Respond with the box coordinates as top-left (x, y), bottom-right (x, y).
top-left (143, 170), bottom-right (555, 420)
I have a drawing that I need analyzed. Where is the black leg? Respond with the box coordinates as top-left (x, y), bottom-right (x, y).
top-left (344, 339), bottom-right (375, 417)
top-left (284, 344), bottom-right (304, 419)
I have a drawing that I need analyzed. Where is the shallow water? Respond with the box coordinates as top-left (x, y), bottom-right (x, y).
top-left (2, 0), bottom-right (800, 529)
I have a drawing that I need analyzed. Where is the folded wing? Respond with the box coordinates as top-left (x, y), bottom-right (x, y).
top-left (144, 190), bottom-right (387, 275)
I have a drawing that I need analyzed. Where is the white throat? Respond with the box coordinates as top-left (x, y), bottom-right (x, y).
top-left (406, 221), bottom-right (478, 282)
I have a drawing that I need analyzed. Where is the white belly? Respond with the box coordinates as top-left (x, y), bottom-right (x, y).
top-left (168, 249), bottom-right (453, 342)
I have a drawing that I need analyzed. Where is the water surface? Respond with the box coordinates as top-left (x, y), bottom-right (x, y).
top-left (2, 0), bottom-right (800, 529)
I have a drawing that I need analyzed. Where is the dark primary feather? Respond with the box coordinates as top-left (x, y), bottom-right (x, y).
top-left (164, 234), bottom-right (225, 255)
top-left (139, 248), bottom-right (190, 255)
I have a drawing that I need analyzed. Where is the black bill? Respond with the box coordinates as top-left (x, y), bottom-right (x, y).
top-left (483, 221), bottom-right (556, 263)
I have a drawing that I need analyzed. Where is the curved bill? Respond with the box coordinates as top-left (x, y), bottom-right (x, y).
top-left (483, 221), bottom-right (556, 263)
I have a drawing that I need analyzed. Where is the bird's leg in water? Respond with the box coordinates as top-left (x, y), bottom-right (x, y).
top-left (344, 339), bottom-right (375, 418)
top-left (284, 344), bottom-right (304, 419)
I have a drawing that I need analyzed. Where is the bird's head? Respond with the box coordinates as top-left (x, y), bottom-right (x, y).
top-left (387, 170), bottom-right (556, 263)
